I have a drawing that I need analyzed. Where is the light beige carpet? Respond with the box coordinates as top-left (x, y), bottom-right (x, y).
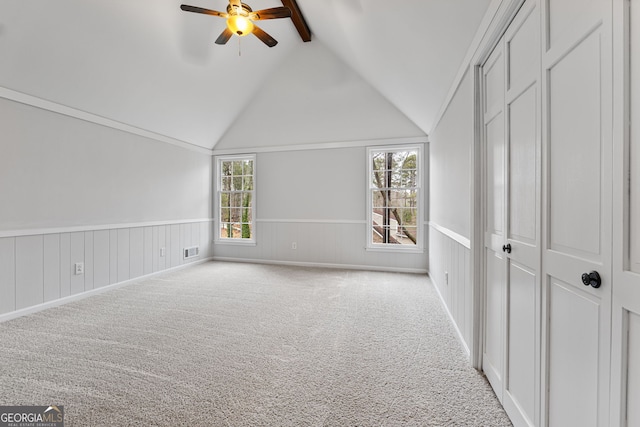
top-left (0, 261), bottom-right (511, 426)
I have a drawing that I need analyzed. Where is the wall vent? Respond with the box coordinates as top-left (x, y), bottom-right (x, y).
top-left (184, 246), bottom-right (199, 259)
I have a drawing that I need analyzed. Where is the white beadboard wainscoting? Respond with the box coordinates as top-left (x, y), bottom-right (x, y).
top-left (428, 223), bottom-right (472, 355)
top-left (0, 220), bottom-right (213, 321)
top-left (212, 220), bottom-right (428, 273)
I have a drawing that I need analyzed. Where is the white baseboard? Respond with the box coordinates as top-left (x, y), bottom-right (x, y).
top-left (429, 274), bottom-right (471, 358)
top-left (0, 257), bottom-right (213, 324)
top-left (212, 256), bottom-right (428, 274)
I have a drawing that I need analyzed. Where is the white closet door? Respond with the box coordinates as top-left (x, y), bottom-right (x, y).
top-left (542, 0), bottom-right (612, 425)
top-left (610, 1), bottom-right (640, 425)
top-left (502, 3), bottom-right (541, 426)
top-left (482, 5), bottom-right (541, 426)
top-left (483, 40), bottom-right (507, 402)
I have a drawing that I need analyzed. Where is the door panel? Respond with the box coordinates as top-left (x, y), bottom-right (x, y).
top-left (508, 9), bottom-right (538, 91)
top-left (507, 262), bottom-right (536, 422)
top-left (548, 32), bottom-right (602, 259)
top-left (509, 85), bottom-right (538, 244)
top-left (486, 51), bottom-right (505, 115)
top-left (485, 248), bottom-right (505, 397)
top-left (547, 280), bottom-right (599, 427)
top-left (487, 113), bottom-right (505, 238)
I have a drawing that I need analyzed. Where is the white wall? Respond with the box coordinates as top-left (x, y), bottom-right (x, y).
top-left (0, 96), bottom-right (214, 318)
top-left (429, 70), bottom-right (473, 238)
top-left (257, 149), bottom-right (364, 221)
top-left (214, 41), bottom-right (425, 151)
top-left (212, 145), bottom-right (428, 272)
top-left (1, 97), bottom-right (212, 231)
top-left (428, 70), bottom-right (474, 351)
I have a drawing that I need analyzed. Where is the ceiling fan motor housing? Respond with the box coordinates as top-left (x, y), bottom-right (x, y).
top-left (226, 3), bottom-right (252, 16)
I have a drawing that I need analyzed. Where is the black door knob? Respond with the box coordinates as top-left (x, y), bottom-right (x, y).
top-left (581, 271), bottom-right (601, 288)
top-left (502, 243), bottom-right (512, 254)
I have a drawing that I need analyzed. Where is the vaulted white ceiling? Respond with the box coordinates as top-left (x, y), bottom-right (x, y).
top-left (0, 0), bottom-right (492, 151)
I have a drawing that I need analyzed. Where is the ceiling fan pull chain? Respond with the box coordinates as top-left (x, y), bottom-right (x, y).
top-left (238, 37), bottom-right (241, 56)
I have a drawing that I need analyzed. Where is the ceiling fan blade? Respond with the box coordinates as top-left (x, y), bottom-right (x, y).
top-left (252, 25), bottom-right (278, 47)
top-left (180, 4), bottom-right (227, 18)
top-left (215, 28), bottom-right (234, 45)
top-left (250, 7), bottom-right (292, 21)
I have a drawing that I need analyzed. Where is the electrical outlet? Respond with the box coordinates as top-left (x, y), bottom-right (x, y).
top-left (291, 242), bottom-right (297, 250)
top-left (75, 262), bottom-right (84, 275)
top-left (444, 271), bottom-right (449, 285)
top-left (160, 247), bottom-right (166, 257)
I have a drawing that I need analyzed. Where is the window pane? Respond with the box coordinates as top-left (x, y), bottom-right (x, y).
top-left (397, 227), bottom-right (417, 245)
top-left (230, 193), bottom-right (242, 208)
top-left (232, 161), bottom-right (243, 175)
top-left (243, 160), bottom-right (253, 175)
top-left (391, 152), bottom-right (405, 170)
top-left (243, 176), bottom-right (254, 190)
top-left (244, 208), bottom-right (252, 222)
top-left (221, 177), bottom-right (231, 190)
top-left (372, 190), bottom-right (387, 208)
top-left (221, 208), bottom-right (230, 222)
top-left (230, 208), bottom-right (241, 222)
top-left (232, 176), bottom-right (243, 191)
top-left (230, 223), bottom-right (241, 238)
top-left (222, 161), bottom-right (232, 177)
top-left (242, 193), bottom-right (252, 209)
top-left (220, 223), bottom-right (233, 239)
top-left (240, 222), bottom-right (252, 239)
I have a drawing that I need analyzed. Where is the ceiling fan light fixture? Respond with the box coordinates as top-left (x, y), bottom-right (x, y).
top-left (227, 14), bottom-right (254, 36)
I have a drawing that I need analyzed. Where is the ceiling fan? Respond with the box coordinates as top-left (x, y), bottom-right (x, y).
top-left (180, 0), bottom-right (292, 47)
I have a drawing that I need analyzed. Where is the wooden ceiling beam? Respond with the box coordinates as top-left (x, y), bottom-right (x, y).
top-left (281, 0), bottom-right (311, 42)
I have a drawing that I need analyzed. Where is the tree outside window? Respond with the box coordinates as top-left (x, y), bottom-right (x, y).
top-left (369, 147), bottom-right (420, 248)
top-left (218, 155), bottom-right (255, 243)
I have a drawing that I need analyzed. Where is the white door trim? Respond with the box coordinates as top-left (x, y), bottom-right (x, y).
top-left (470, 0), bottom-right (527, 370)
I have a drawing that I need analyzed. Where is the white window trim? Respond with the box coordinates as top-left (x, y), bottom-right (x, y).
top-left (215, 154), bottom-right (257, 246)
top-left (366, 145), bottom-right (424, 253)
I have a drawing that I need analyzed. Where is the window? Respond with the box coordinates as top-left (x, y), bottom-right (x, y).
top-left (217, 155), bottom-right (255, 244)
top-left (367, 146), bottom-right (422, 250)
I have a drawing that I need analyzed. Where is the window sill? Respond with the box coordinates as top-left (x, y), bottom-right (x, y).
top-left (214, 239), bottom-right (257, 247)
top-left (365, 245), bottom-right (425, 254)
